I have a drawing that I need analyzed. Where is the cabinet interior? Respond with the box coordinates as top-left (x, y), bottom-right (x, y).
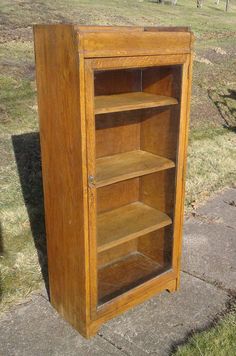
top-left (94, 65), bottom-right (182, 306)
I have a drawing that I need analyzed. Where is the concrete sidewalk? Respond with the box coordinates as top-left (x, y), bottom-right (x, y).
top-left (0, 188), bottom-right (235, 355)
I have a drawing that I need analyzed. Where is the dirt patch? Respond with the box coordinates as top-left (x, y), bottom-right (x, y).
top-left (208, 87), bottom-right (236, 128)
top-left (200, 31), bottom-right (236, 41)
top-left (0, 59), bottom-right (35, 80)
top-left (194, 55), bottom-right (213, 65)
top-left (0, 0), bottom-right (69, 43)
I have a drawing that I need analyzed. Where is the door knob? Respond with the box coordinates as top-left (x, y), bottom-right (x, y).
top-left (88, 175), bottom-right (95, 187)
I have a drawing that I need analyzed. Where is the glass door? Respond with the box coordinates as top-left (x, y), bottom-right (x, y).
top-left (93, 65), bottom-right (182, 306)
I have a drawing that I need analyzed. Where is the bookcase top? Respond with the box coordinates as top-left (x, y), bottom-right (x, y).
top-left (33, 24), bottom-right (194, 58)
top-left (74, 25), bottom-right (191, 32)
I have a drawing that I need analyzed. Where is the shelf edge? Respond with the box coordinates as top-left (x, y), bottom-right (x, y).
top-left (96, 160), bottom-right (175, 188)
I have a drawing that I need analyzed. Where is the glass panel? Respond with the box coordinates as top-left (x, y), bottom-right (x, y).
top-left (94, 65), bottom-right (182, 306)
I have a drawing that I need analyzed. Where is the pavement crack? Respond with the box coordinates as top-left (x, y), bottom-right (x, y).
top-left (98, 331), bottom-right (150, 355)
top-left (181, 270), bottom-right (235, 296)
top-left (98, 332), bottom-right (131, 355)
top-left (187, 212), bottom-right (236, 230)
top-left (188, 212), bottom-right (220, 224)
top-left (39, 293), bottom-right (49, 302)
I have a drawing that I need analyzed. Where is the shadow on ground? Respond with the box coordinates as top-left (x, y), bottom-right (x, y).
top-left (170, 295), bottom-right (236, 354)
top-left (12, 133), bottom-right (49, 297)
top-left (208, 88), bottom-right (236, 129)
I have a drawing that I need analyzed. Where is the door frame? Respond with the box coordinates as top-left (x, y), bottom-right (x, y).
top-left (84, 53), bottom-right (191, 320)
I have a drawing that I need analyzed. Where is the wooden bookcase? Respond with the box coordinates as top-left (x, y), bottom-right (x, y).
top-left (34, 25), bottom-right (194, 338)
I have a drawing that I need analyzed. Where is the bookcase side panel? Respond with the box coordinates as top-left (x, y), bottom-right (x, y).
top-left (34, 25), bottom-right (90, 334)
top-left (173, 53), bottom-right (194, 288)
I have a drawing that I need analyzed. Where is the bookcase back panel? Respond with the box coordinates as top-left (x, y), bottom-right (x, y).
top-left (140, 65), bottom-right (182, 161)
top-left (138, 227), bottom-right (173, 267)
top-left (140, 169), bottom-right (176, 218)
top-left (97, 178), bottom-right (139, 214)
top-left (142, 65), bottom-right (182, 98)
top-left (95, 69), bottom-right (141, 95)
top-left (96, 170), bottom-right (175, 216)
top-left (98, 240), bottom-right (138, 268)
top-left (95, 112), bottom-right (141, 158)
top-left (94, 66), bottom-right (181, 97)
top-left (97, 227), bottom-right (172, 269)
top-left (140, 108), bottom-right (179, 161)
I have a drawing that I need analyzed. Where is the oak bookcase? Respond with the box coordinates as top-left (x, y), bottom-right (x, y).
top-left (34, 25), bottom-right (194, 338)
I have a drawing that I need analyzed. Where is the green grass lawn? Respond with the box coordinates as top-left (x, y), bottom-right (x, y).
top-left (174, 305), bottom-right (236, 356)
top-left (0, 0), bottom-right (236, 352)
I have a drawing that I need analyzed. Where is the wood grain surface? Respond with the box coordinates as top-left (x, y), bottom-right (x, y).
top-left (95, 92), bottom-right (178, 114)
top-left (96, 150), bottom-right (175, 187)
top-left (97, 201), bottom-right (172, 253)
top-left (34, 24), bottom-right (194, 338)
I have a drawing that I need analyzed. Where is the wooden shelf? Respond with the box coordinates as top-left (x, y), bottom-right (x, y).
top-left (96, 150), bottom-right (175, 188)
top-left (97, 201), bottom-right (172, 253)
top-left (95, 92), bottom-right (178, 114)
top-left (98, 252), bottom-right (170, 304)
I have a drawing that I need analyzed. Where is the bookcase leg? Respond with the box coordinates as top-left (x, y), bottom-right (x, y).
top-left (166, 279), bottom-right (178, 293)
top-left (82, 323), bottom-right (100, 339)
top-left (175, 275), bottom-right (181, 291)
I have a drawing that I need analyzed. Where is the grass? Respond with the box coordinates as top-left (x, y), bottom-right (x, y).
top-left (174, 306), bottom-right (236, 355)
top-left (186, 126), bottom-right (236, 208)
top-left (0, 0), bottom-right (236, 351)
